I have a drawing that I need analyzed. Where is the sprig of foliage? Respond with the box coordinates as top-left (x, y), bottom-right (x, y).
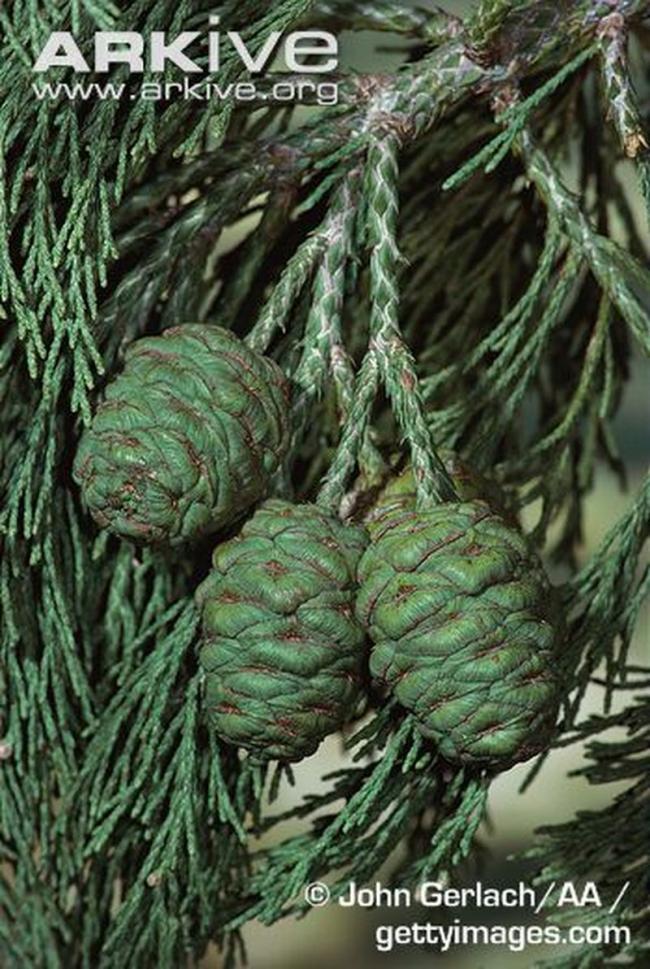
top-left (527, 689), bottom-right (650, 968)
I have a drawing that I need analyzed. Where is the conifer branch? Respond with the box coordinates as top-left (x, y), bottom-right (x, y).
top-left (2, 2), bottom-right (650, 965)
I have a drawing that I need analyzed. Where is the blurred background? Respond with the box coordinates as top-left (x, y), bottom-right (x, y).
top-left (204, 1), bottom-right (649, 965)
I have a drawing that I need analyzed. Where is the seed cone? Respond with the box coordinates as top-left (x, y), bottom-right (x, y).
top-left (197, 500), bottom-right (368, 762)
top-left (367, 451), bottom-right (514, 527)
top-left (356, 500), bottom-right (560, 767)
top-left (73, 325), bottom-right (290, 545)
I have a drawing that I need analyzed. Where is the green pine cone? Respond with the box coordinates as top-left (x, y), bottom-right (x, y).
top-left (197, 500), bottom-right (368, 761)
top-left (73, 325), bottom-right (290, 545)
top-left (367, 451), bottom-right (514, 528)
top-left (356, 500), bottom-right (560, 767)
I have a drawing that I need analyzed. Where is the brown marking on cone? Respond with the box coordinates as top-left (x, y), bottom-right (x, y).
top-left (265, 559), bottom-right (289, 576)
